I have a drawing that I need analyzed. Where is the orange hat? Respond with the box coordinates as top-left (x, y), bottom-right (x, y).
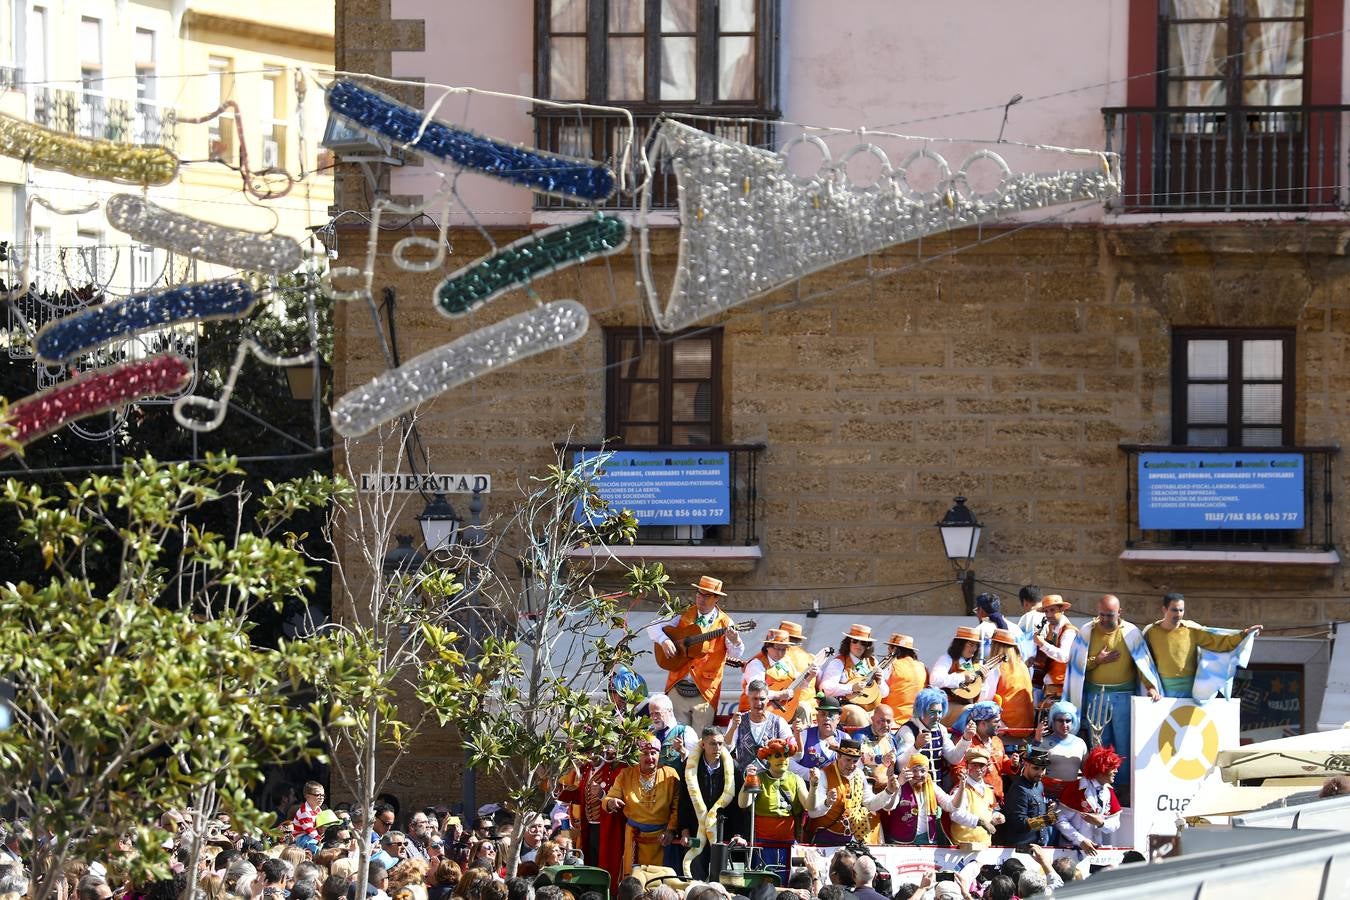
top-left (1039, 594), bottom-right (1071, 612)
top-left (691, 575), bottom-right (727, 597)
top-left (763, 628), bottom-right (791, 646)
top-left (954, 625), bottom-right (981, 642)
top-left (886, 633), bottom-right (915, 650)
top-left (844, 623), bottom-right (874, 642)
top-left (778, 620), bottom-right (805, 640)
top-left (992, 629), bottom-right (1018, 646)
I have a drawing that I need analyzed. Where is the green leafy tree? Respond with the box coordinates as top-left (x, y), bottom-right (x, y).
top-left (0, 455), bottom-right (345, 900)
top-left (448, 450), bottom-right (672, 877)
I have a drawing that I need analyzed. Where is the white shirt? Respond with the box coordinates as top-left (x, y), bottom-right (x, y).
top-left (1045, 733), bottom-right (1088, 782)
top-left (820, 655), bottom-right (890, 700)
top-left (805, 765), bottom-right (897, 818)
top-left (928, 653), bottom-right (970, 691)
top-left (1056, 778), bottom-right (1122, 847)
top-left (1018, 609), bottom-right (1046, 636)
top-left (1036, 618), bottom-right (1077, 664)
top-left (893, 720), bottom-right (970, 769)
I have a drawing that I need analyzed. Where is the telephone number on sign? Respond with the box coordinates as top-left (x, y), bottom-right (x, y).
top-left (630, 508), bottom-right (724, 519)
top-left (1202, 512), bottom-right (1299, 522)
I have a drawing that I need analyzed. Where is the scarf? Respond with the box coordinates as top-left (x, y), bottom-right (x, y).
top-left (1064, 619), bottom-right (1163, 708)
top-left (682, 746), bottom-right (734, 877)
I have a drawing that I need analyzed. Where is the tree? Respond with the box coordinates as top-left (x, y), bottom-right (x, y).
top-left (447, 450), bottom-right (673, 877)
top-left (0, 454), bottom-right (344, 900)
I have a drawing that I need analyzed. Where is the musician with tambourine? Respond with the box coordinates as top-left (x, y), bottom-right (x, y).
top-left (819, 624), bottom-right (893, 711)
top-left (648, 575), bottom-right (747, 731)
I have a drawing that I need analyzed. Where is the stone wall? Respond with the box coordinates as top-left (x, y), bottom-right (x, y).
top-left (334, 220), bottom-right (1350, 645)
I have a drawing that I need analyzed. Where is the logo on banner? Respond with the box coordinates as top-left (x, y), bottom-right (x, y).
top-left (1157, 704), bottom-right (1220, 781)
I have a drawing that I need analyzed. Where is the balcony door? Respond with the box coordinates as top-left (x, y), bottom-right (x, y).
top-left (1157, 0), bottom-right (1316, 208)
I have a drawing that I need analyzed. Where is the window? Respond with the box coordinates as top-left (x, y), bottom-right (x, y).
top-left (605, 328), bottom-right (721, 446)
top-left (135, 29), bottom-right (156, 102)
top-left (132, 245), bottom-right (156, 292)
top-left (538, 0), bottom-right (777, 108)
top-left (261, 68), bottom-right (285, 168)
top-left (28, 6), bottom-right (46, 85)
top-left (30, 226), bottom-right (51, 292)
top-left (1163, 0), bottom-right (1306, 112)
top-left (75, 229), bottom-right (107, 286)
top-left (1172, 328), bottom-right (1294, 447)
top-left (207, 56), bottom-right (234, 162)
top-left (78, 17), bottom-right (102, 138)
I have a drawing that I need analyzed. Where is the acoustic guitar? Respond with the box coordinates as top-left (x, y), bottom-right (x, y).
top-left (767, 647), bottom-right (833, 719)
top-left (940, 653), bottom-right (1005, 726)
top-left (654, 618), bottom-right (757, 671)
top-left (847, 648), bottom-right (901, 712)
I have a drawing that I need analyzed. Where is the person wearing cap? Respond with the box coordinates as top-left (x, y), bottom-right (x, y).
top-left (738, 628), bottom-right (819, 720)
top-left (778, 620), bottom-right (821, 721)
top-left (603, 735), bottom-right (681, 878)
top-left (946, 746), bottom-right (1004, 850)
top-left (883, 633), bottom-right (927, 722)
top-left (1142, 592), bottom-right (1262, 699)
top-left (981, 629), bottom-right (1036, 739)
top-left (790, 695), bottom-right (841, 779)
top-left (995, 747), bottom-right (1056, 848)
top-left (1065, 594), bottom-right (1163, 804)
top-left (737, 738), bottom-right (807, 875)
top-left (893, 687), bottom-right (972, 789)
top-left (819, 624), bottom-right (891, 708)
top-left (803, 737), bottom-right (900, 846)
top-left (1032, 595), bottom-right (1077, 705)
top-left (947, 701), bottom-right (1008, 802)
top-left (1055, 745), bottom-right (1123, 855)
top-left (648, 575), bottom-right (744, 731)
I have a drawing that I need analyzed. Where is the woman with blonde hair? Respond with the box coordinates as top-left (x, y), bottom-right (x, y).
top-left (388, 859), bottom-right (429, 900)
top-left (981, 630), bottom-right (1036, 739)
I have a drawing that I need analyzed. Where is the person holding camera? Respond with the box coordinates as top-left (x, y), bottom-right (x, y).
top-left (995, 747), bottom-right (1057, 848)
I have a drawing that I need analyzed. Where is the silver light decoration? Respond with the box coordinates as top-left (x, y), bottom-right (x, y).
top-left (638, 119), bottom-right (1121, 333)
top-left (106, 194), bottom-right (303, 276)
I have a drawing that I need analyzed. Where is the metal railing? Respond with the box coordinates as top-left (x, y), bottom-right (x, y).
top-left (1102, 105), bottom-right (1350, 212)
top-left (1119, 444), bottom-right (1337, 552)
top-left (557, 442), bottom-right (764, 546)
top-left (533, 109), bottom-right (776, 210)
top-left (31, 87), bottom-right (176, 150)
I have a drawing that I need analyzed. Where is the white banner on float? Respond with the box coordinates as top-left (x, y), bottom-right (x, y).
top-left (808, 845), bottom-right (1127, 886)
top-left (1130, 696), bottom-right (1240, 847)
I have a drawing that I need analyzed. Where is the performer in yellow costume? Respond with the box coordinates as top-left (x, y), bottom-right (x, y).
top-left (603, 735), bottom-right (680, 876)
top-left (1142, 592), bottom-right (1261, 698)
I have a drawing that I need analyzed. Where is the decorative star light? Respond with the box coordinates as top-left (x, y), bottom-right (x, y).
top-left (105, 194), bottom-right (302, 275)
top-left (332, 300), bottom-right (590, 438)
top-left (637, 119), bottom-right (1121, 332)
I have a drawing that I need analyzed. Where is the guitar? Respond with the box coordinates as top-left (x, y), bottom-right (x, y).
top-left (767, 647), bottom-right (833, 718)
top-left (654, 618), bottom-right (757, 671)
top-left (848, 648), bottom-right (901, 711)
top-left (946, 654), bottom-right (1005, 703)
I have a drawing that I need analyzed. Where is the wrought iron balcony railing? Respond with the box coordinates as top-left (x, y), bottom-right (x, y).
top-left (32, 88), bottom-right (177, 151)
top-left (1120, 444), bottom-right (1337, 553)
top-left (1103, 105), bottom-right (1350, 212)
top-left (533, 109), bottom-right (776, 210)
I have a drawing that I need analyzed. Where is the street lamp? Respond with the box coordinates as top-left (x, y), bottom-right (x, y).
top-left (936, 496), bottom-right (982, 610)
top-left (381, 534), bottom-right (427, 577)
top-left (417, 493), bottom-right (462, 552)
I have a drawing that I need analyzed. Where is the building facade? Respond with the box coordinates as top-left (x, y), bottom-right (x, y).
top-left (331, 1), bottom-right (1347, 799)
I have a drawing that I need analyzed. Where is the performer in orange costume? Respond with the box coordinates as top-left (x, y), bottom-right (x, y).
top-left (649, 575), bottom-right (743, 731)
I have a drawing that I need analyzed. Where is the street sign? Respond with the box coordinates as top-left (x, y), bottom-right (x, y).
top-left (359, 473), bottom-right (491, 494)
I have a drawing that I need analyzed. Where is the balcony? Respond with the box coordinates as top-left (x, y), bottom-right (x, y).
top-left (558, 442), bottom-right (764, 560)
top-left (1103, 105), bottom-right (1350, 212)
top-left (533, 108), bottom-right (776, 211)
top-left (31, 88), bottom-right (176, 151)
top-left (1119, 444), bottom-right (1339, 567)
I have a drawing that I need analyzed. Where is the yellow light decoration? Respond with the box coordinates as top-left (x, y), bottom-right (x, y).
top-left (0, 112), bottom-right (178, 186)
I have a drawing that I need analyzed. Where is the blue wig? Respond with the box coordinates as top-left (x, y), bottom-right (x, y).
top-left (609, 666), bottom-right (648, 700)
top-left (975, 592), bottom-right (1009, 630)
top-left (1047, 699), bottom-right (1080, 735)
top-left (951, 699), bottom-right (1001, 735)
top-left (913, 687), bottom-right (948, 720)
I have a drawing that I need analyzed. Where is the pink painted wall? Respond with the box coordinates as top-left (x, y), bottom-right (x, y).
top-left (387, 0), bottom-right (1133, 225)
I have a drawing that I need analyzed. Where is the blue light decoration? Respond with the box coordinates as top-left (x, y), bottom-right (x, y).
top-left (326, 79), bottom-right (617, 203)
top-left (35, 279), bottom-right (256, 364)
top-left (436, 215), bottom-right (630, 317)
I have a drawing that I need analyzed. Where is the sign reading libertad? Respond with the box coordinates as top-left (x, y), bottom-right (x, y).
top-left (359, 473), bottom-right (491, 494)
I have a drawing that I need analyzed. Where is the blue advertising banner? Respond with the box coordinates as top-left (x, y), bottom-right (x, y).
top-left (573, 450), bottom-right (731, 526)
top-left (1138, 452), bottom-right (1304, 530)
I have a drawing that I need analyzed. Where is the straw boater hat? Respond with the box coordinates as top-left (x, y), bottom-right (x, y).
top-left (886, 633), bottom-right (915, 650)
top-left (763, 628), bottom-right (791, 646)
top-left (778, 620), bottom-right (805, 640)
top-left (954, 625), bottom-right (981, 642)
top-left (691, 575), bottom-right (727, 596)
top-left (844, 623), bottom-right (875, 642)
top-left (1038, 593), bottom-right (1071, 612)
top-left (992, 629), bottom-right (1018, 646)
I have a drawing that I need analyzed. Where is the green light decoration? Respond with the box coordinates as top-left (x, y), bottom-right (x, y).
top-left (436, 214), bottom-right (630, 317)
